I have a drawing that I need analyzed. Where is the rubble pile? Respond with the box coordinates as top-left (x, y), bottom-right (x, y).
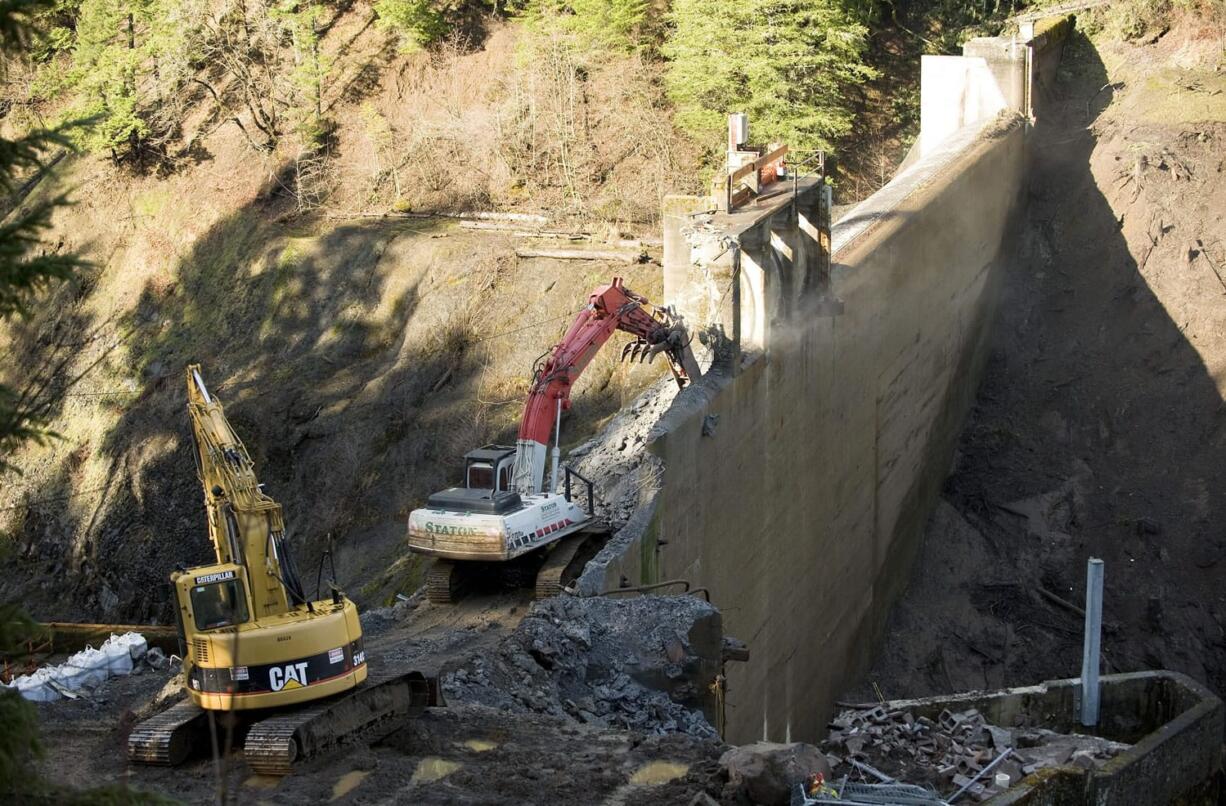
top-left (568, 379), bottom-right (678, 529)
top-left (443, 595), bottom-right (721, 739)
top-left (821, 705), bottom-right (1130, 802)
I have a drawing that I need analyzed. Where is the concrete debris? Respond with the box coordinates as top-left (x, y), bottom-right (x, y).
top-left (442, 595), bottom-right (721, 739)
top-left (720, 742), bottom-right (831, 806)
top-left (568, 379), bottom-right (685, 595)
top-left (568, 379), bottom-right (678, 530)
top-left (822, 705), bottom-right (1129, 800)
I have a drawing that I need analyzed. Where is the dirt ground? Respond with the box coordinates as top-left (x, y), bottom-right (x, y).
top-left (849, 21), bottom-right (1226, 701)
top-left (27, 592), bottom-right (728, 804)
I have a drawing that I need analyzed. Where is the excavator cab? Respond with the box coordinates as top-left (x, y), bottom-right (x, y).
top-left (180, 563), bottom-right (249, 631)
top-left (423, 445), bottom-right (523, 517)
top-left (463, 445), bottom-right (516, 492)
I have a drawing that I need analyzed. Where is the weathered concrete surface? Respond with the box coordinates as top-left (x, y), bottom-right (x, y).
top-left (585, 113), bottom-right (1027, 744)
top-left (572, 16), bottom-right (1082, 746)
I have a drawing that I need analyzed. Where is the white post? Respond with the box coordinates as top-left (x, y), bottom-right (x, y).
top-left (1080, 558), bottom-right (1104, 726)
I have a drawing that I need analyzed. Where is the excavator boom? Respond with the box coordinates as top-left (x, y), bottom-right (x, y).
top-left (187, 366), bottom-right (303, 618)
top-left (510, 277), bottom-right (698, 495)
top-left (408, 277), bottom-right (700, 603)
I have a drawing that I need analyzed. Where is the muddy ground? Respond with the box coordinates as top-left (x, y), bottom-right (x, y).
top-left (850, 23), bottom-right (1226, 701)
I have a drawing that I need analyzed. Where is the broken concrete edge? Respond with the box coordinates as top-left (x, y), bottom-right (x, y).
top-left (850, 671), bottom-right (1223, 805)
top-left (574, 366), bottom-right (736, 598)
top-left (832, 112), bottom-right (1026, 261)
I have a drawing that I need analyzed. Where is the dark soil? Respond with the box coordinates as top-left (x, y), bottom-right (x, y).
top-left (848, 26), bottom-right (1226, 701)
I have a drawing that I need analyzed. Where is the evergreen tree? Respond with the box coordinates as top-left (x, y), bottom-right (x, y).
top-left (527, 0), bottom-right (649, 50)
top-left (373, 0), bottom-right (446, 52)
top-left (38, 0), bottom-right (199, 161)
top-left (280, 0), bottom-right (331, 144)
top-left (0, 0), bottom-right (85, 790)
top-left (663, 0), bottom-right (876, 153)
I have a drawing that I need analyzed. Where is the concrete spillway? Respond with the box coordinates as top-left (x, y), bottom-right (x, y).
top-left (577, 20), bottom-right (1073, 743)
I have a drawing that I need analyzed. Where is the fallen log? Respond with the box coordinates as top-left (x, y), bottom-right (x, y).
top-left (325, 210), bottom-right (550, 224)
top-left (515, 247), bottom-right (648, 263)
top-left (36, 622), bottom-right (180, 656)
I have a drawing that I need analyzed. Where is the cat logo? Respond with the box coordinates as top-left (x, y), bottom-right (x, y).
top-left (269, 662), bottom-right (310, 692)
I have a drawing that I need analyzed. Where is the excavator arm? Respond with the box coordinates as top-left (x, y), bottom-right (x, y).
top-left (510, 278), bottom-right (700, 495)
top-left (186, 365), bottom-right (306, 618)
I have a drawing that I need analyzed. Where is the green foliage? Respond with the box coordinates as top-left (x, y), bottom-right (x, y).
top-left (277, 1), bottom-right (332, 144)
top-left (0, 20), bottom-right (83, 792)
top-left (373, 0), bottom-right (446, 52)
top-left (0, 689), bottom-right (41, 787)
top-left (36, 0), bottom-right (199, 160)
top-left (0, 605), bottom-right (43, 792)
top-left (525, 0), bottom-right (649, 50)
top-left (663, 0), bottom-right (877, 153)
top-left (0, 4), bottom-right (88, 472)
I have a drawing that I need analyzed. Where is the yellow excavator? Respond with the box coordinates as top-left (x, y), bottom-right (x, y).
top-left (127, 366), bottom-right (437, 774)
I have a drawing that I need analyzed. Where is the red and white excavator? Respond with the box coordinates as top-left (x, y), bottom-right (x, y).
top-left (407, 277), bottom-right (701, 602)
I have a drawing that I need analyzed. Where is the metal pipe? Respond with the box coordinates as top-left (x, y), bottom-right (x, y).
top-left (1081, 557), bottom-right (1105, 726)
top-left (192, 368), bottom-right (212, 404)
top-left (949, 747), bottom-right (1012, 803)
top-left (550, 397), bottom-right (561, 493)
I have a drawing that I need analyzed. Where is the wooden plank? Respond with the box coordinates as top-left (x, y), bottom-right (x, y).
top-left (728, 145), bottom-right (790, 185)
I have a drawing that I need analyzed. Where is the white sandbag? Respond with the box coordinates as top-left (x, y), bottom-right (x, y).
top-left (113, 631), bottom-right (148, 663)
top-left (129, 634), bottom-right (148, 662)
top-left (14, 668), bottom-right (61, 702)
top-left (57, 646), bottom-right (109, 689)
top-left (101, 636), bottom-right (134, 676)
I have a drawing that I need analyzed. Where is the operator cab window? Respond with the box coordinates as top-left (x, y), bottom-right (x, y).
top-left (498, 462), bottom-right (511, 492)
top-left (467, 462), bottom-right (494, 490)
top-left (191, 579), bottom-right (250, 631)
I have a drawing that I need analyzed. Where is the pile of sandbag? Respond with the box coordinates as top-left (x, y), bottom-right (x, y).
top-left (4, 632), bottom-right (149, 702)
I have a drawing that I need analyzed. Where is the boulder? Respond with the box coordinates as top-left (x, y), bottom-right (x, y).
top-left (720, 741), bottom-right (830, 805)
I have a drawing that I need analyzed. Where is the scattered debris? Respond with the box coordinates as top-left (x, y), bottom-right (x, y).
top-left (794, 780), bottom-right (951, 806)
top-left (821, 705), bottom-right (1129, 801)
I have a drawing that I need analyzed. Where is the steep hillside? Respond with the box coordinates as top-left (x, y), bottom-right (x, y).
top-left (852, 10), bottom-right (1226, 699)
top-left (0, 10), bottom-right (691, 623)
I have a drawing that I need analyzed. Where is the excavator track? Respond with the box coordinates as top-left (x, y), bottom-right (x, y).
top-left (126, 700), bottom-right (209, 767)
top-left (534, 529), bottom-right (605, 599)
top-left (243, 669), bottom-right (437, 776)
top-left (426, 559), bottom-right (463, 604)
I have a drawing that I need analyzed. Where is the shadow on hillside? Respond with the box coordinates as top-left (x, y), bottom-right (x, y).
top-left (854, 30), bottom-right (1226, 700)
top-left (6, 159), bottom-right (646, 621)
top-left (4, 167), bottom-right (490, 619)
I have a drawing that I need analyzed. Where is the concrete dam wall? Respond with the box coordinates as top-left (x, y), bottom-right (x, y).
top-left (576, 22), bottom-right (1070, 744)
